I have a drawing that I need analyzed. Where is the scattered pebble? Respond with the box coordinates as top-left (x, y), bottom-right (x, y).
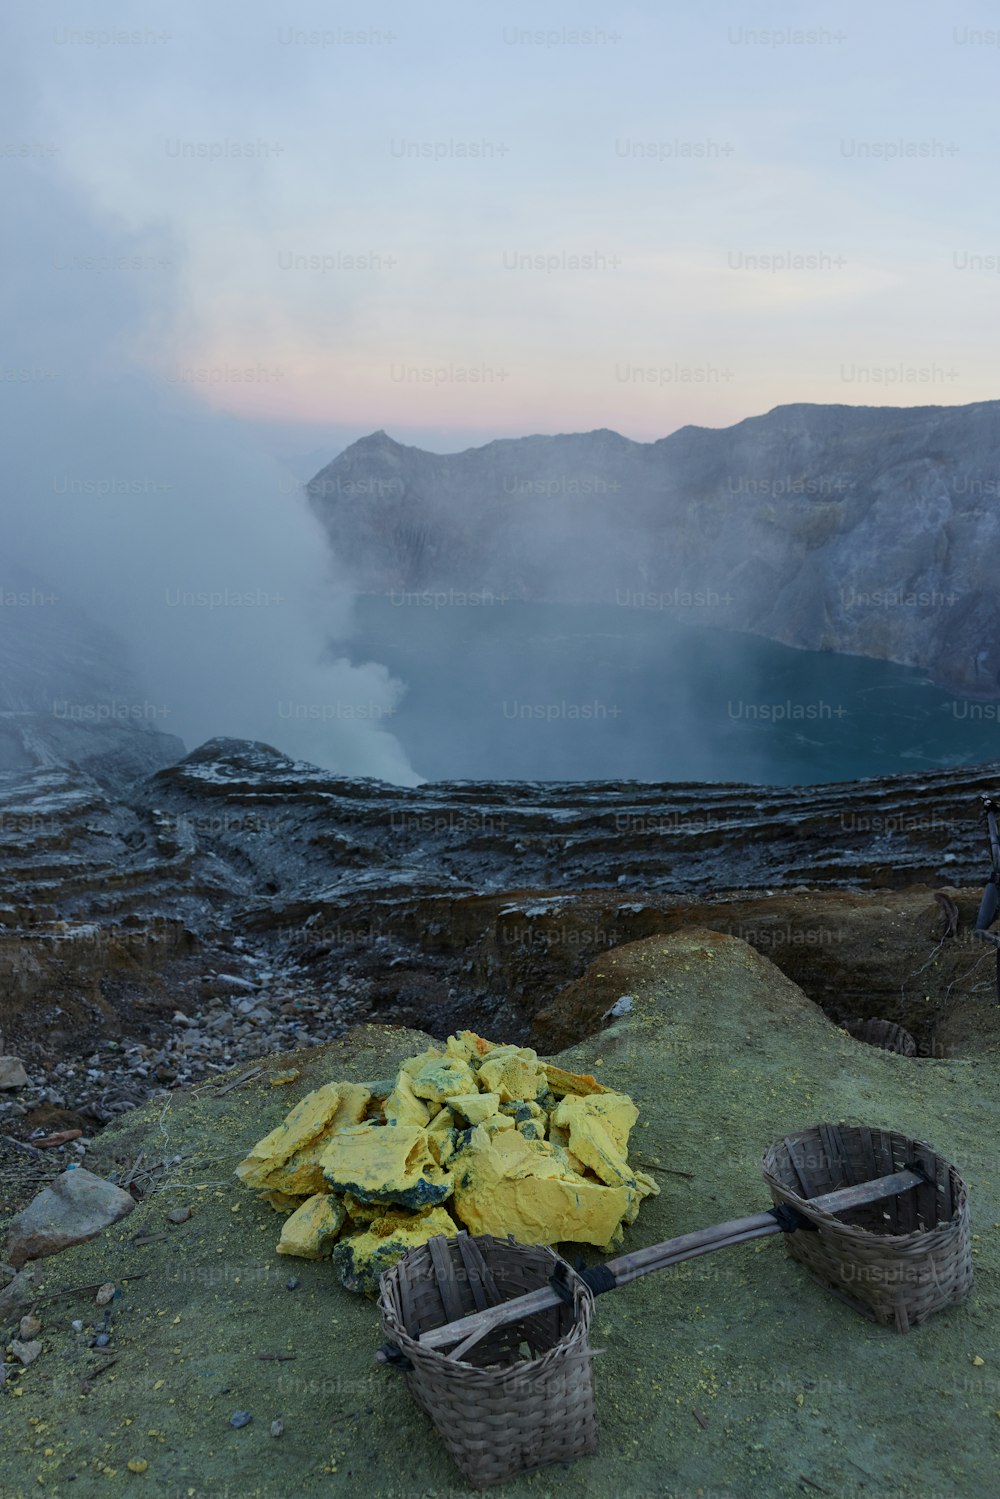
top-left (167, 1207), bottom-right (191, 1225)
top-left (71, 1320), bottom-right (83, 1332)
top-left (12, 1339), bottom-right (41, 1366)
top-left (94, 1332), bottom-right (111, 1348)
top-left (229, 1410), bottom-right (253, 1429)
top-left (127, 1459), bottom-right (148, 1474)
top-left (95, 1282), bottom-right (115, 1306)
top-left (270, 1420), bottom-right (284, 1439)
top-left (18, 1314), bottom-right (41, 1339)
top-left (0, 971), bottom-right (364, 1140)
top-left (285, 1277), bottom-right (300, 1291)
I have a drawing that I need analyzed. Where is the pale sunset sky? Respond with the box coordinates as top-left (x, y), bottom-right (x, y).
top-left (5, 0), bottom-right (1000, 457)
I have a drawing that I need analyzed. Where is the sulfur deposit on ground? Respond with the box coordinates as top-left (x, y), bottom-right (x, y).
top-left (234, 1033), bottom-right (658, 1292)
top-left (3, 928), bottom-right (1000, 1498)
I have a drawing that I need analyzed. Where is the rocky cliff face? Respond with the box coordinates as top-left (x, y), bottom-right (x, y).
top-left (4, 734), bottom-right (1000, 1081)
top-left (307, 402), bottom-right (1000, 695)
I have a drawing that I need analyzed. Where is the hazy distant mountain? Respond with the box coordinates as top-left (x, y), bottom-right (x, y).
top-left (0, 562), bottom-right (184, 786)
top-left (307, 401), bottom-right (1000, 696)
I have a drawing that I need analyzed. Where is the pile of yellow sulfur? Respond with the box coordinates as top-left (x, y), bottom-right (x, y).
top-left (235, 1031), bottom-right (659, 1294)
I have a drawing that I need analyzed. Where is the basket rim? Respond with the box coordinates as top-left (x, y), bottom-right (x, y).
top-left (378, 1232), bottom-right (596, 1380)
top-left (761, 1122), bottom-right (969, 1241)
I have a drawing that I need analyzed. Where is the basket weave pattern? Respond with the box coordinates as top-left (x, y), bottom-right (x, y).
top-left (762, 1123), bottom-right (973, 1332)
top-left (843, 1018), bottom-right (918, 1056)
top-left (378, 1232), bottom-right (598, 1489)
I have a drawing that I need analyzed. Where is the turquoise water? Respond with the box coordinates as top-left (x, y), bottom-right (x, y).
top-left (350, 597), bottom-right (1000, 785)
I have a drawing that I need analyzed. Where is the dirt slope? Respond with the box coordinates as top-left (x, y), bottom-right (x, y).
top-left (2, 931), bottom-right (998, 1499)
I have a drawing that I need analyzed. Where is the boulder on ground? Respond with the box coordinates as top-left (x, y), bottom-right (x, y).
top-left (5, 1167), bottom-right (136, 1269)
top-left (0, 1264), bottom-right (35, 1317)
top-left (0, 1057), bottom-right (29, 1089)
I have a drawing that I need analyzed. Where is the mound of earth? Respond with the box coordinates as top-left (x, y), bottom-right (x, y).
top-left (1, 930), bottom-right (998, 1498)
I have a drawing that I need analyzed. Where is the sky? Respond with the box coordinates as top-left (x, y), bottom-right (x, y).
top-left (3, 2), bottom-right (999, 782)
top-left (5, 0), bottom-right (1000, 457)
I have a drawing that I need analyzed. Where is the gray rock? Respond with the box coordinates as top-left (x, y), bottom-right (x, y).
top-left (0, 1058), bottom-right (29, 1089)
top-left (18, 1314), bottom-right (41, 1339)
top-left (0, 1266), bottom-right (35, 1318)
top-left (12, 1339), bottom-right (41, 1366)
top-left (5, 1167), bottom-right (136, 1269)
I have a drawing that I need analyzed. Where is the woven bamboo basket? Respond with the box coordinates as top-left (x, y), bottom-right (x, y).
top-left (843, 1017), bottom-right (918, 1056)
top-left (378, 1232), bottom-right (598, 1489)
top-left (762, 1123), bottom-right (972, 1331)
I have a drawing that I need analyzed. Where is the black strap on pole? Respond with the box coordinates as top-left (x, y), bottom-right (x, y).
top-left (375, 1342), bottom-right (412, 1371)
top-left (549, 1258), bottom-right (618, 1304)
top-left (767, 1202), bottom-right (819, 1233)
top-left (579, 1264), bottom-right (619, 1295)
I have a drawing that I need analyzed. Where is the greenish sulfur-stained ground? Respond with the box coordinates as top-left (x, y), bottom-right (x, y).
top-left (2, 927), bottom-right (999, 1499)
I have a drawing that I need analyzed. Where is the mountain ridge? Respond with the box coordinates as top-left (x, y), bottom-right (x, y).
top-left (308, 399), bottom-right (1000, 696)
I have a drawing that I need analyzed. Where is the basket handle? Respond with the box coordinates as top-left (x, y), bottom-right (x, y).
top-left (409, 1166), bottom-right (925, 1358)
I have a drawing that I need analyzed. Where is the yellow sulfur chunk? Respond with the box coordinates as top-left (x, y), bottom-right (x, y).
top-left (382, 1070), bottom-right (430, 1127)
top-left (477, 1051), bottom-right (546, 1104)
top-left (277, 1193), bottom-right (347, 1259)
top-left (425, 1109), bottom-right (459, 1167)
top-left (601, 1220), bottom-right (627, 1253)
top-left (321, 1123), bottom-right (453, 1209)
top-left (452, 1127), bottom-right (631, 1247)
top-left (444, 1031), bottom-right (492, 1064)
top-left (234, 1082), bottom-right (344, 1189)
top-left (333, 1206), bottom-right (458, 1296)
top-left (260, 1190), bottom-right (303, 1215)
top-left (434, 1132), bottom-right (463, 1168)
top-left (547, 1142), bottom-right (589, 1178)
top-left (551, 1092), bottom-right (639, 1187)
top-left (427, 1107), bottom-right (456, 1138)
top-left (542, 1063), bottom-right (609, 1098)
top-left (341, 1193), bottom-right (381, 1225)
top-left (269, 1069), bottom-right (300, 1086)
top-left (399, 1047), bottom-right (445, 1080)
top-left (623, 1169), bottom-right (661, 1226)
top-left (447, 1092), bottom-right (500, 1125)
top-left (235, 1032), bottom-right (654, 1253)
top-left (337, 1083), bottom-right (375, 1125)
top-left (501, 1099), bottom-right (547, 1141)
top-left (255, 1084), bottom-right (372, 1197)
top-left (477, 1042), bottom-right (531, 1063)
top-left (458, 1158), bottom-right (630, 1247)
top-left (488, 1131), bottom-right (583, 1183)
top-left (408, 1056), bottom-right (478, 1103)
